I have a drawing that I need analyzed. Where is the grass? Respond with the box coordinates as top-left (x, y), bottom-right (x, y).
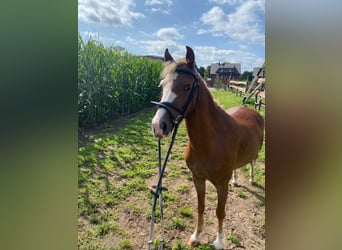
top-left (171, 241), bottom-right (215, 250)
top-left (171, 217), bottom-right (186, 230)
top-left (176, 184), bottom-right (190, 194)
top-left (179, 207), bottom-right (193, 217)
top-left (211, 91), bottom-right (245, 108)
top-left (117, 239), bottom-right (133, 249)
top-left (172, 240), bottom-right (188, 250)
top-left (78, 90), bottom-right (265, 249)
top-left (244, 165), bottom-right (265, 188)
top-left (228, 234), bottom-right (241, 247)
top-left (237, 189), bottom-right (247, 199)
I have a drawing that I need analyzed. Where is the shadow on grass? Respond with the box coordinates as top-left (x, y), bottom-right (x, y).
top-left (240, 185), bottom-right (265, 205)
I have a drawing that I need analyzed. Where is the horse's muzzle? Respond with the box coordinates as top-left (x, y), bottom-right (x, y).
top-left (152, 109), bottom-right (174, 138)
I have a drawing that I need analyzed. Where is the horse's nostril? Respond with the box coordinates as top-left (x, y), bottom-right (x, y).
top-left (161, 121), bottom-right (167, 133)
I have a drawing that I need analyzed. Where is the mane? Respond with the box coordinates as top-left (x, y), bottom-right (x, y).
top-left (196, 72), bottom-right (227, 113)
top-left (160, 58), bottom-right (187, 78)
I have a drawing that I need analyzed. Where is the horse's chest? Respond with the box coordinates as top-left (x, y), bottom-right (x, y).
top-left (185, 151), bottom-right (229, 180)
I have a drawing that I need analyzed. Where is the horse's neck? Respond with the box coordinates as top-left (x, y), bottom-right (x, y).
top-left (185, 80), bottom-right (234, 147)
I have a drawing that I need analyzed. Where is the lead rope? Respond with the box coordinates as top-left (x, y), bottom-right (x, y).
top-left (148, 123), bottom-right (180, 250)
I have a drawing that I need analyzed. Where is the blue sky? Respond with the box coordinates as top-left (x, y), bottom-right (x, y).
top-left (78, 0), bottom-right (265, 72)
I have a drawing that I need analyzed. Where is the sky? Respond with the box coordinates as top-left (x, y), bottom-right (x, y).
top-left (78, 0), bottom-right (265, 72)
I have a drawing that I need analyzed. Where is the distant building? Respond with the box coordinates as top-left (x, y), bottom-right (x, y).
top-left (253, 67), bottom-right (265, 78)
top-left (140, 55), bottom-right (164, 62)
top-left (208, 62), bottom-right (241, 87)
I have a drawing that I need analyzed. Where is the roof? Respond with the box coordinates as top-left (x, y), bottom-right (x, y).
top-left (140, 55), bottom-right (164, 62)
top-left (253, 67), bottom-right (265, 78)
top-left (216, 67), bottom-right (240, 75)
top-left (210, 62), bottom-right (241, 75)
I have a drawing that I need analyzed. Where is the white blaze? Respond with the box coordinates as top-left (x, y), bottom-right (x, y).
top-left (152, 72), bottom-right (178, 138)
top-left (160, 72), bottom-right (178, 103)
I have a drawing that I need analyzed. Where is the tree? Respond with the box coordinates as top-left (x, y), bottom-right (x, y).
top-left (239, 71), bottom-right (253, 81)
top-left (198, 66), bottom-right (205, 77)
top-left (204, 65), bottom-right (211, 79)
top-left (214, 78), bottom-right (223, 91)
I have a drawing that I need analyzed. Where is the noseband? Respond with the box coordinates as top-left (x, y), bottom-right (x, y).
top-left (151, 67), bottom-right (200, 124)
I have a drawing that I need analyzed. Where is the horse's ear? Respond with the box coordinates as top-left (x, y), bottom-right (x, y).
top-left (164, 48), bottom-right (174, 62)
top-left (185, 46), bottom-right (195, 68)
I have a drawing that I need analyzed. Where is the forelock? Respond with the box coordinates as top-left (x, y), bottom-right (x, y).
top-left (160, 58), bottom-right (187, 79)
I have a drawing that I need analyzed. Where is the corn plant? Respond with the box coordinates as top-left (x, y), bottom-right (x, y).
top-left (78, 33), bottom-right (162, 127)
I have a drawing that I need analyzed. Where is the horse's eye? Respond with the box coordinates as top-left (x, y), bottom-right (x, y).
top-left (183, 85), bottom-right (191, 91)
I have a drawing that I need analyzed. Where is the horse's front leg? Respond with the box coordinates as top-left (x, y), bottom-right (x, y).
top-left (187, 176), bottom-right (205, 247)
top-left (213, 180), bottom-right (229, 250)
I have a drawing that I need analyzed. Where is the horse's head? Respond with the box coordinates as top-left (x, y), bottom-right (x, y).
top-left (151, 46), bottom-right (199, 139)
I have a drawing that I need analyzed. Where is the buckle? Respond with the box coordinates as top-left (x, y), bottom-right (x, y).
top-left (174, 115), bottom-right (183, 124)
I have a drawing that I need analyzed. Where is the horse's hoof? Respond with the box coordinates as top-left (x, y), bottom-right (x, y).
top-left (231, 182), bottom-right (240, 187)
top-left (187, 239), bottom-right (200, 247)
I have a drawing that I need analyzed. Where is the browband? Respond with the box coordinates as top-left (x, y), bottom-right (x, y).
top-left (175, 67), bottom-right (198, 81)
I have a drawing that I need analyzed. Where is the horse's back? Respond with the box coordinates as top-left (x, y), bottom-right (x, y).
top-left (226, 106), bottom-right (264, 130)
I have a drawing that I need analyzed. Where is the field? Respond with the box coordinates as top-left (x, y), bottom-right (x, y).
top-left (78, 91), bottom-right (265, 249)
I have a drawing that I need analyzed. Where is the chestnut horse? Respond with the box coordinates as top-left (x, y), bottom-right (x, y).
top-left (151, 46), bottom-right (264, 249)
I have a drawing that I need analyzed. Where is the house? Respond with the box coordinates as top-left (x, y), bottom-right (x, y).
top-left (139, 55), bottom-right (164, 62)
top-left (208, 62), bottom-right (241, 87)
top-left (253, 67), bottom-right (265, 78)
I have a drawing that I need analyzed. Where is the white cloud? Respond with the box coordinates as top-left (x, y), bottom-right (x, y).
top-left (198, 0), bottom-right (265, 44)
top-left (124, 36), bottom-right (262, 71)
top-left (198, 6), bottom-right (227, 35)
top-left (141, 40), bottom-right (182, 56)
top-left (82, 31), bottom-right (100, 39)
top-left (150, 7), bottom-right (170, 14)
top-left (78, 0), bottom-right (144, 27)
top-left (145, 0), bottom-right (173, 6)
top-left (145, 0), bottom-right (173, 14)
top-left (154, 27), bottom-right (184, 40)
top-left (193, 46), bottom-right (264, 71)
top-left (125, 26), bottom-right (185, 57)
top-left (125, 36), bottom-right (137, 44)
top-left (125, 36), bottom-right (183, 57)
top-left (209, 0), bottom-right (246, 5)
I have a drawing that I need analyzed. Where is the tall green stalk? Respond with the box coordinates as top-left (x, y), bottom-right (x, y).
top-left (78, 33), bottom-right (162, 128)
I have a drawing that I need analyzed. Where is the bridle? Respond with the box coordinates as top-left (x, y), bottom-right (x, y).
top-left (151, 67), bottom-right (200, 125)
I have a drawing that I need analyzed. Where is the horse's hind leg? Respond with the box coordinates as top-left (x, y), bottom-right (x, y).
top-left (249, 160), bottom-right (256, 186)
top-left (213, 180), bottom-right (229, 250)
top-left (187, 176), bottom-right (205, 247)
top-left (232, 169), bottom-right (238, 187)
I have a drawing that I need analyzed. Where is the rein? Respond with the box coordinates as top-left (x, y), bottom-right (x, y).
top-left (148, 67), bottom-right (199, 249)
top-left (148, 123), bottom-right (180, 250)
